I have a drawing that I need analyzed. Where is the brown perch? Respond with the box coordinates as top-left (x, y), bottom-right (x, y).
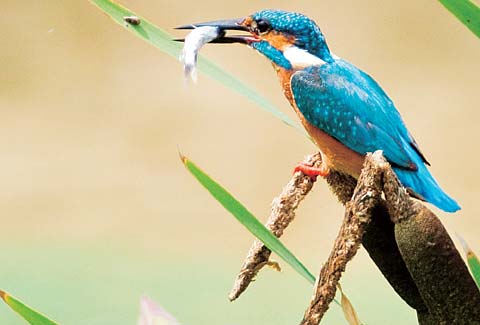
top-left (230, 151), bottom-right (480, 324)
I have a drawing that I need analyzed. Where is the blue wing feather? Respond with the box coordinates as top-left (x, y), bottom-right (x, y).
top-left (291, 60), bottom-right (418, 169)
top-left (290, 59), bottom-right (460, 212)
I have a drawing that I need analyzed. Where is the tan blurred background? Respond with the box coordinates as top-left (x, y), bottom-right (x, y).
top-left (0, 1), bottom-right (479, 324)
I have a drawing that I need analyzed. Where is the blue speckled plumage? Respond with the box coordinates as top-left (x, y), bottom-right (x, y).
top-left (291, 60), bottom-right (460, 212)
top-left (291, 61), bottom-right (418, 170)
top-left (252, 10), bottom-right (331, 61)
top-left (248, 9), bottom-right (460, 212)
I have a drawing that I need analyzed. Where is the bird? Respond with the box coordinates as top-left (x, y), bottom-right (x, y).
top-left (177, 9), bottom-right (460, 213)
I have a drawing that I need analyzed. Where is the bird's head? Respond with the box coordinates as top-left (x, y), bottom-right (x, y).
top-left (177, 10), bottom-right (333, 70)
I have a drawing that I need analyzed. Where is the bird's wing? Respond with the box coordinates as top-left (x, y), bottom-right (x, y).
top-left (290, 60), bottom-right (425, 170)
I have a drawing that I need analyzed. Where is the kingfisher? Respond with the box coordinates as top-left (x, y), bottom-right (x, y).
top-left (177, 9), bottom-right (460, 213)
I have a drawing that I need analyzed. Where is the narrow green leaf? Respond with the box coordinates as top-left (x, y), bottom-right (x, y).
top-left (438, 0), bottom-right (480, 38)
top-left (88, 0), bottom-right (303, 133)
top-left (456, 235), bottom-right (480, 287)
top-left (181, 155), bottom-right (352, 311)
top-left (0, 290), bottom-right (58, 325)
top-left (467, 253), bottom-right (480, 288)
top-left (180, 154), bottom-right (315, 284)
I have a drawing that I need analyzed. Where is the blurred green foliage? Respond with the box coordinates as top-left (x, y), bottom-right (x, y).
top-left (181, 154), bottom-right (315, 284)
top-left (438, 0), bottom-right (480, 38)
top-left (0, 290), bottom-right (58, 325)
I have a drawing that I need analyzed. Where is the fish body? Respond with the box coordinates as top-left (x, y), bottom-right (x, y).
top-left (180, 26), bottom-right (221, 82)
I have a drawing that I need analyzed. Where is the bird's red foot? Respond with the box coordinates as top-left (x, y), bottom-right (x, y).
top-left (293, 162), bottom-right (329, 181)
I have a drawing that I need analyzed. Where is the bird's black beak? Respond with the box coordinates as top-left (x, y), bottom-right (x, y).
top-left (176, 18), bottom-right (247, 31)
top-left (175, 18), bottom-right (257, 44)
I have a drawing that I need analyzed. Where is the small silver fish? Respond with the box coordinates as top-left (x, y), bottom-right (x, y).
top-left (180, 26), bottom-right (222, 82)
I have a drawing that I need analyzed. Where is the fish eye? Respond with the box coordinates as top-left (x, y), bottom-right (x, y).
top-left (255, 20), bottom-right (271, 35)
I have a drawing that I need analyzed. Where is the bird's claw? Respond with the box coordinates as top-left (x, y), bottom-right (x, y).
top-left (293, 162), bottom-right (329, 181)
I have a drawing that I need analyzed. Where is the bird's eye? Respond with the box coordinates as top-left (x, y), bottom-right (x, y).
top-left (255, 20), bottom-right (271, 34)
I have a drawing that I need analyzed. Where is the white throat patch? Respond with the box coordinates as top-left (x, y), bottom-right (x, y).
top-left (283, 46), bottom-right (325, 69)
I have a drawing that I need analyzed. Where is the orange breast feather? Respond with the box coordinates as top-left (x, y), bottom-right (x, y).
top-left (275, 66), bottom-right (365, 178)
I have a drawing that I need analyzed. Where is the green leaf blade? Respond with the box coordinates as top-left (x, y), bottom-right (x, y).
top-left (0, 290), bottom-right (58, 325)
top-left (180, 154), bottom-right (315, 285)
top-left (467, 252), bottom-right (480, 288)
top-left (196, 59), bottom-right (300, 130)
top-left (456, 234), bottom-right (480, 288)
top-left (90, 0), bottom-right (182, 57)
top-left (439, 0), bottom-right (480, 38)
top-left (89, 0), bottom-right (304, 133)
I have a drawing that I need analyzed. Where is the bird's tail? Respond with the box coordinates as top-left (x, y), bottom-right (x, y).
top-left (393, 164), bottom-right (460, 213)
